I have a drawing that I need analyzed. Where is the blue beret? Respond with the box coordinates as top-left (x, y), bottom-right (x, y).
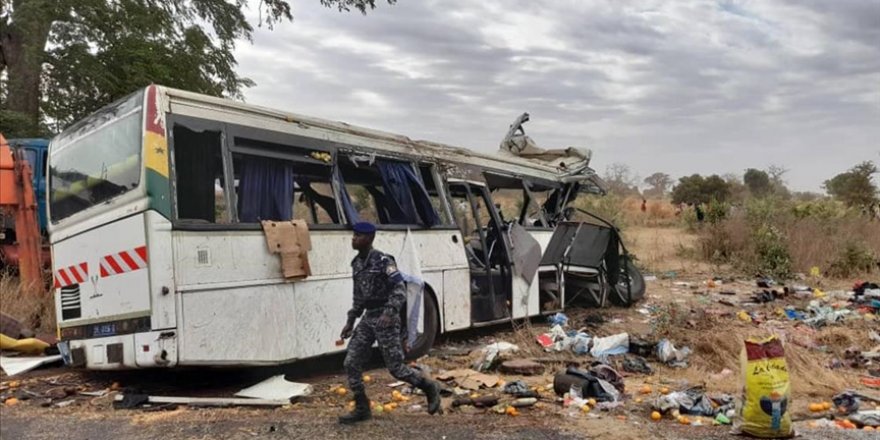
top-left (352, 222), bottom-right (376, 234)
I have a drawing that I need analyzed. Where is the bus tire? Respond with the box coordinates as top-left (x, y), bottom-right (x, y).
top-left (608, 258), bottom-right (646, 307)
top-left (405, 289), bottom-right (438, 360)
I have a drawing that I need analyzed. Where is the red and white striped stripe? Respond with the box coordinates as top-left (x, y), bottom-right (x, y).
top-left (100, 246), bottom-right (148, 278)
top-left (54, 262), bottom-right (88, 288)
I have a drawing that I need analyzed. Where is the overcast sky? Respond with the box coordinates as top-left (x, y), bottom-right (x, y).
top-left (233, 0), bottom-right (880, 192)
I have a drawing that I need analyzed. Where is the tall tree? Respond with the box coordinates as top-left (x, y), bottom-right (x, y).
top-left (1, 0), bottom-right (391, 135)
top-left (824, 161), bottom-right (879, 208)
top-left (603, 163), bottom-right (640, 196)
top-left (743, 168), bottom-right (771, 197)
top-left (642, 172), bottom-right (672, 198)
top-left (671, 174), bottom-right (731, 205)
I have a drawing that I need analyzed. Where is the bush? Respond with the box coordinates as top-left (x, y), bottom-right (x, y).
top-left (827, 242), bottom-right (877, 278)
top-left (697, 197), bottom-right (880, 279)
top-left (752, 224), bottom-right (792, 279)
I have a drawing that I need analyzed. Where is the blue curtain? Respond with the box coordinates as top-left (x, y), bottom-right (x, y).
top-left (333, 165), bottom-right (360, 224)
top-left (238, 156), bottom-right (295, 222)
top-left (377, 160), bottom-right (440, 226)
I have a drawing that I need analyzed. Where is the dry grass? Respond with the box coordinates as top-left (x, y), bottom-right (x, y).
top-left (0, 271), bottom-right (56, 336)
top-left (624, 226), bottom-right (718, 275)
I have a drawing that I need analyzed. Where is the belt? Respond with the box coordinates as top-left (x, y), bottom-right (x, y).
top-left (364, 300), bottom-right (388, 310)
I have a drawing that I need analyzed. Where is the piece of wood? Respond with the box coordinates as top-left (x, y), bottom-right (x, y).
top-left (452, 396), bottom-right (499, 408)
top-left (499, 359), bottom-right (545, 376)
top-left (113, 395), bottom-right (288, 407)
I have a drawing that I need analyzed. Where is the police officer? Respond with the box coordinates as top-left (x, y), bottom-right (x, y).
top-left (339, 222), bottom-right (441, 424)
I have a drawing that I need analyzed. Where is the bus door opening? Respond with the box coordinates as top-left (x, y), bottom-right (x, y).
top-left (448, 183), bottom-right (512, 323)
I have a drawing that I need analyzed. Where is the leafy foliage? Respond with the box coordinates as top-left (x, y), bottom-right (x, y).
top-left (670, 174), bottom-right (731, 205)
top-left (1, 0), bottom-right (392, 135)
top-left (824, 161), bottom-right (879, 209)
top-left (743, 168), bottom-right (771, 197)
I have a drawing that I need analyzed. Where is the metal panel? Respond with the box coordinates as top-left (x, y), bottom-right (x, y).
top-left (145, 211), bottom-right (176, 329)
top-left (528, 230), bottom-right (554, 316)
top-left (179, 284), bottom-right (298, 364)
top-left (442, 269), bottom-right (471, 331)
top-left (54, 214), bottom-right (151, 325)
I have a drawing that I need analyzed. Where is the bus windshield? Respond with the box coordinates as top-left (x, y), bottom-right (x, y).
top-left (49, 91), bottom-right (144, 223)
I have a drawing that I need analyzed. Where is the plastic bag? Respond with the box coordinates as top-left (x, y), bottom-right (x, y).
top-left (590, 333), bottom-right (629, 357)
top-left (656, 338), bottom-right (691, 368)
top-left (740, 336), bottom-right (793, 438)
top-left (571, 333), bottom-right (592, 355)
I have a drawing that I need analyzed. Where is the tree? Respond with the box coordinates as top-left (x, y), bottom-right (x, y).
top-left (743, 168), bottom-right (771, 197)
top-left (671, 174), bottom-right (732, 205)
top-left (766, 164), bottom-right (791, 199)
top-left (603, 163), bottom-right (640, 196)
top-left (824, 161), bottom-right (879, 208)
top-left (642, 172), bottom-right (672, 198)
top-left (1, 0), bottom-right (391, 135)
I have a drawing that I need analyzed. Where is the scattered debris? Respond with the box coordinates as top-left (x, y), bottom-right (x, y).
top-left (436, 369), bottom-right (500, 390)
top-left (499, 359), bottom-right (544, 376)
top-left (233, 375), bottom-right (312, 401)
top-left (0, 355), bottom-right (63, 376)
top-left (452, 395), bottom-right (499, 408)
top-left (510, 397), bottom-right (537, 408)
top-left (547, 312), bottom-right (569, 327)
top-left (471, 341), bottom-right (519, 372)
top-left (656, 339), bottom-right (691, 368)
top-left (622, 355), bottom-right (653, 375)
top-left (590, 333), bottom-right (629, 357)
top-left (849, 410), bottom-right (880, 428)
top-left (114, 394), bottom-right (289, 409)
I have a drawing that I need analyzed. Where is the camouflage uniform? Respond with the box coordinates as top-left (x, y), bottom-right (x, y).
top-left (344, 249), bottom-right (423, 394)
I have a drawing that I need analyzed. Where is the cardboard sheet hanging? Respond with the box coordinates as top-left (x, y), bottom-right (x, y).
top-left (262, 220), bottom-right (312, 279)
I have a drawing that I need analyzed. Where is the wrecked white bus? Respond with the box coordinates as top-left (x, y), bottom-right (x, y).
top-left (48, 85), bottom-right (642, 370)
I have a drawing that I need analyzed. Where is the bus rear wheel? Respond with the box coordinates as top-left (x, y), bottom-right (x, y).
top-left (405, 290), bottom-right (438, 360)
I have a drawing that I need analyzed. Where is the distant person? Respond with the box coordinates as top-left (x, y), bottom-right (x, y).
top-left (694, 203), bottom-right (705, 223)
top-left (641, 199), bottom-right (647, 213)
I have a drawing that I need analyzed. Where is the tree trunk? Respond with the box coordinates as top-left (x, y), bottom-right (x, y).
top-left (1, 0), bottom-right (56, 132)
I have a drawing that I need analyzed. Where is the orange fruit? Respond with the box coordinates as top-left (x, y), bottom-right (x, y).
top-left (863, 426), bottom-right (874, 431)
top-left (822, 401), bottom-right (831, 410)
top-left (660, 387), bottom-right (670, 395)
top-left (640, 385), bottom-right (652, 394)
top-left (581, 405), bottom-right (590, 413)
top-left (363, 375), bottom-right (372, 383)
top-left (110, 382), bottom-right (121, 391)
top-left (651, 411), bottom-right (662, 421)
top-left (587, 398), bottom-right (597, 407)
top-left (335, 387), bottom-right (347, 396)
top-left (809, 403), bottom-right (823, 412)
top-left (8, 381), bottom-right (21, 388)
top-left (383, 404), bottom-right (394, 412)
top-left (4, 397), bottom-right (19, 406)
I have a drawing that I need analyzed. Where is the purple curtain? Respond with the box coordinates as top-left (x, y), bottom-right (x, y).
top-left (238, 156), bottom-right (295, 222)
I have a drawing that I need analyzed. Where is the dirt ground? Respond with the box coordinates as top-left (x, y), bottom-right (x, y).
top-left (2, 227), bottom-right (879, 439)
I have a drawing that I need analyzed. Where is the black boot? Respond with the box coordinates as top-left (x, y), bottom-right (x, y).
top-left (338, 392), bottom-right (371, 424)
top-left (417, 378), bottom-right (441, 415)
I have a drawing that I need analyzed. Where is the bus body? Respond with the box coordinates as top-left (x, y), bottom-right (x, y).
top-left (48, 85), bottom-right (604, 370)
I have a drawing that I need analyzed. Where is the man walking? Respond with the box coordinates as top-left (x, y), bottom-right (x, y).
top-left (338, 222), bottom-right (441, 424)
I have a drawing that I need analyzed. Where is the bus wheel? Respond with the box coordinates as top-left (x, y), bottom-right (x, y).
top-left (608, 258), bottom-right (646, 307)
top-left (405, 290), bottom-right (438, 360)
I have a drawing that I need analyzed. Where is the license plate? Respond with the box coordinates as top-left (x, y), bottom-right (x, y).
top-left (91, 323), bottom-right (117, 337)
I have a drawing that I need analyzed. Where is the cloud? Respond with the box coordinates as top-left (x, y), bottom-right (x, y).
top-left (233, 0), bottom-right (880, 191)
